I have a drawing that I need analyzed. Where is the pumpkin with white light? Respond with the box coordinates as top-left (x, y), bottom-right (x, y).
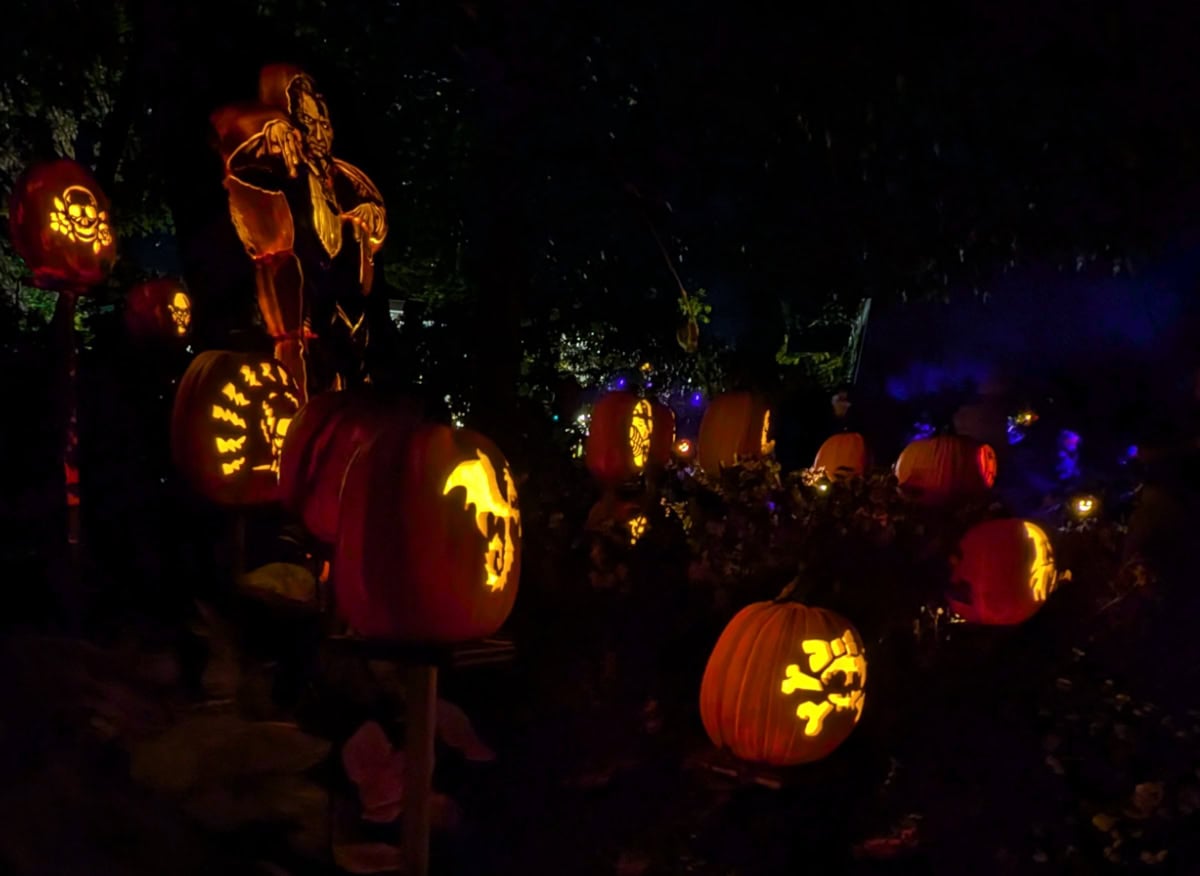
top-left (700, 600), bottom-right (867, 765)
top-left (895, 434), bottom-right (996, 505)
top-left (335, 423), bottom-right (520, 643)
top-left (697, 391), bottom-right (774, 473)
top-left (947, 519), bottom-right (1064, 625)
top-left (585, 392), bottom-right (656, 486)
top-left (171, 351), bottom-right (301, 505)
top-left (814, 432), bottom-right (869, 479)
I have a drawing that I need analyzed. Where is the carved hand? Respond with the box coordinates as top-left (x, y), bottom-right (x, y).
top-left (345, 202), bottom-right (388, 247)
top-left (261, 119), bottom-right (303, 177)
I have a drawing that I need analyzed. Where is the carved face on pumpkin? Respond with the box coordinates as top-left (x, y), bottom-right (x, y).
top-left (49, 185), bottom-right (113, 254)
top-left (288, 77), bottom-right (333, 163)
top-left (781, 630), bottom-right (868, 737)
top-left (443, 450), bottom-right (521, 592)
top-left (167, 291), bottom-right (192, 335)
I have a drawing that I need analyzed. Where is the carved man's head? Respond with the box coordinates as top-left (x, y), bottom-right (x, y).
top-left (286, 74), bottom-right (333, 162)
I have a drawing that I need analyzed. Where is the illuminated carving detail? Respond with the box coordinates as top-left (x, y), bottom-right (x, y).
top-left (1025, 521), bottom-right (1057, 602)
top-left (627, 514), bottom-right (648, 545)
top-left (48, 185), bottom-right (113, 254)
top-left (211, 362), bottom-right (298, 478)
top-left (761, 410), bottom-right (772, 454)
top-left (629, 399), bottom-right (653, 470)
top-left (781, 631), bottom-right (867, 737)
top-left (442, 450), bottom-right (521, 592)
top-left (168, 291), bottom-right (191, 335)
top-left (977, 444), bottom-right (998, 487)
top-left (1071, 494), bottom-right (1099, 519)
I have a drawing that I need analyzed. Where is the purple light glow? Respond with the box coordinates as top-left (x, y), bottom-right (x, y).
top-left (691, 392), bottom-right (703, 406)
top-left (616, 378), bottom-right (627, 389)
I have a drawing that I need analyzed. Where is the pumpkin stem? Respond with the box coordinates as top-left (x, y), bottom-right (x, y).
top-left (775, 576), bottom-right (801, 602)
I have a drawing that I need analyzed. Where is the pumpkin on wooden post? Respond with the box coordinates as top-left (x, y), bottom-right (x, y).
top-left (948, 519), bottom-right (1066, 625)
top-left (894, 434), bottom-right (996, 505)
top-left (697, 392), bottom-right (774, 474)
top-left (700, 598), bottom-right (867, 766)
top-left (814, 432), bottom-right (869, 479)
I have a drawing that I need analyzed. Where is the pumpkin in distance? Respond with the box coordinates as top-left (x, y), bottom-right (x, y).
top-left (814, 432), bottom-right (868, 479)
top-left (697, 392), bottom-right (774, 473)
top-left (948, 519), bottom-right (1060, 625)
top-left (335, 423), bottom-right (520, 643)
top-left (894, 435), bottom-right (995, 505)
top-left (700, 600), bottom-right (867, 765)
top-left (125, 278), bottom-right (192, 341)
top-left (585, 392), bottom-right (655, 486)
top-left (171, 351), bottom-right (300, 505)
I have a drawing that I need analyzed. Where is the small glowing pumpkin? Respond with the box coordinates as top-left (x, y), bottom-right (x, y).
top-left (171, 351), bottom-right (300, 505)
top-left (585, 392), bottom-right (656, 486)
top-left (700, 600), bottom-right (867, 765)
top-left (8, 159), bottom-right (117, 290)
top-left (124, 278), bottom-right (192, 341)
top-left (335, 423), bottom-right (520, 643)
top-left (585, 493), bottom-right (651, 546)
top-left (278, 388), bottom-right (424, 543)
top-left (697, 392), bottom-right (774, 474)
top-left (814, 432), bottom-right (869, 479)
top-left (894, 435), bottom-right (995, 505)
top-left (947, 519), bottom-right (1062, 625)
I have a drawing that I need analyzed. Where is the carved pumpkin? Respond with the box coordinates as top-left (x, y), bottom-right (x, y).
top-left (585, 493), bottom-right (650, 545)
top-left (648, 400), bottom-right (677, 469)
top-left (8, 159), bottom-right (117, 290)
top-left (894, 435), bottom-right (995, 505)
top-left (124, 278), bottom-right (192, 341)
top-left (814, 432), bottom-right (869, 479)
top-left (697, 392), bottom-right (774, 474)
top-left (210, 103), bottom-right (295, 259)
top-left (700, 601), bottom-right (867, 765)
top-left (585, 392), bottom-right (656, 486)
top-left (278, 389), bottom-right (424, 542)
top-left (171, 351), bottom-right (301, 505)
top-left (335, 423), bottom-right (520, 643)
top-left (948, 519), bottom-right (1061, 625)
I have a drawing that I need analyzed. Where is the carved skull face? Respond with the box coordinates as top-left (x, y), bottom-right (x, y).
top-left (49, 185), bottom-right (113, 254)
top-left (168, 291), bottom-right (191, 336)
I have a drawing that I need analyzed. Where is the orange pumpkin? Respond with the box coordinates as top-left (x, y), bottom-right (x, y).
top-left (814, 432), bottom-right (868, 479)
top-left (8, 159), bottom-right (117, 290)
top-left (697, 392), bottom-right (774, 473)
top-left (585, 392), bottom-right (656, 486)
top-left (894, 435), bottom-right (995, 505)
top-left (584, 492), bottom-right (651, 545)
top-left (171, 351), bottom-right (300, 505)
top-left (125, 278), bottom-right (192, 341)
top-left (335, 423), bottom-right (520, 643)
top-left (948, 519), bottom-right (1060, 625)
top-left (700, 600), bottom-right (867, 765)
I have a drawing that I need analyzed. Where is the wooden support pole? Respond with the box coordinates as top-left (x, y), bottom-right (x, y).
top-left (403, 663), bottom-right (438, 876)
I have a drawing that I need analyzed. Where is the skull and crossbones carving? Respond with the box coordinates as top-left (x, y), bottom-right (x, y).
top-left (48, 185), bottom-right (113, 254)
top-left (780, 631), bottom-right (867, 737)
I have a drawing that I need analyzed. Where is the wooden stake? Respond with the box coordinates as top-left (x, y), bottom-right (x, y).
top-left (403, 663), bottom-right (438, 876)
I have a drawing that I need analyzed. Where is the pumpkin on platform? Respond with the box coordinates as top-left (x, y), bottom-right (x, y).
top-left (585, 392), bottom-right (656, 486)
top-left (9, 159), bottom-right (117, 290)
top-left (335, 423), bottom-right (520, 643)
top-left (814, 432), bottom-right (868, 479)
top-left (700, 600), bottom-right (867, 766)
top-left (948, 519), bottom-right (1062, 625)
top-left (278, 389), bottom-right (423, 542)
top-left (894, 434), bottom-right (995, 505)
top-left (171, 351), bottom-right (301, 505)
top-left (697, 392), bottom-right (773, 473)
top-left (125, 278), bottom-right (192, 341)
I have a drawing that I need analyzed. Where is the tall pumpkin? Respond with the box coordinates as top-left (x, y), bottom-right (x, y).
top-left (125, 278), bottom-right (192, 341)
top-left (700, 600), bottom-right (867, 766)
top-left (894, 435), bottom-right (995, 505)
top-left (279, 389), bottom-right (425, 542)
top-left (9, 159), bottom-right (117, 290)
top-left (335, 423), bottom-right (521, 643)
top-left (171, 351), bottom-right (300, 505)
top-left (948, 519), bottom-right (1061, 625)
top-left (585, 392), bottom-right (656, 486)
top-left (814, 432), bottom-right (869, 479)
top-left (697, 392), bottom-right (774, 474)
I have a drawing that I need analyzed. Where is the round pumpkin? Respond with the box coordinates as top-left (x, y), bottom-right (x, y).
top-left (171, 350), bottom-right (301, 505)
top-left (125, 278), bottom-right (192, 341)
top-left (9, 159), bottom-right (117, 290)
top-left (700, 600), bottom-right (867, 766)
top-left (585, 392), bottom-right (656, 486)
top-left (648, 400), bottom-right (676, 469)
top-left (585, 492), bottom-right (650, 545)
top-left (894, 435), bottom-right (995, 505)
top-left (278, 389), bottom-right (424, 542)
top-left (335, 423), bottom-right (520, 643)
top-left (697, 392), bottom-right (774, 474)
top-left (814, 432), bottom-right (869, 479)
top-left (947, 519), bottom-right (1059, 625)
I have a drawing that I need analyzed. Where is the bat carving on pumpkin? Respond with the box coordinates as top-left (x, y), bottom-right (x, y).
top-left (442, 450), bottom-right (521, 592)
top-left (781, 631), bottom-right (867, 737)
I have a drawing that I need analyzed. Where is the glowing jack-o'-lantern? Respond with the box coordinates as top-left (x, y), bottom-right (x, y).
top-left (585, 392), bottom-right (657, 486)
top-left (124, 278), bottom-right (192, 341)
top-left (894, 435), bottom-right (995, 505)
top-left (814, 432), bottom-right (869, 479)
top-left (9, 159), bottom-right (118, 290)
top-left (171, 351), bottom-right (301, 505)
top-left (947, 519), bottom-right (1064, 625)
top-left (1069, 493), bottom-right (1099, 519)
top-left (700, 600), bottom-right (867, 765)
top-left (585, 493), bottom-right (651, 545)
top-left (278, 389), bottom-right (424, 543)
top-left (697, 392), bottom-right (774, 474)
top-left (335, 423), bottom-right (520, 643)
